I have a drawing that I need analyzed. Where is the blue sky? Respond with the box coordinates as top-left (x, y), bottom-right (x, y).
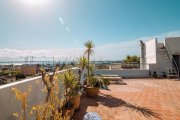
top-left (0, 0), bottom-right (180, 60)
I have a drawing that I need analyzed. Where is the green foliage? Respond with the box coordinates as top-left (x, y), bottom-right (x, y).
top-left (84, 40), bottom-right (95, 76)
top-left (59, 70), bottom-right (80, 100)
top-left (16, 73), bottom-right (26, 79)
top-left (87, 76), bottom-right (110, 88)
top-left (89, 64), bottom-right (95, 76)
top-left (124, 55), bottom-right (140, 63)
top-left (0, 70), bottom-right (20, 76)
top-left (77, 56), bottom-right (88, 71)
top-left (84, 40), bottom-right (95, 56)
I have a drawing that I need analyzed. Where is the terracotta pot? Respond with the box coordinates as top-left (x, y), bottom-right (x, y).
top-left (70, 93), bottom-right (82, 110)
top-left (84, 87), bottom-right (99, 97)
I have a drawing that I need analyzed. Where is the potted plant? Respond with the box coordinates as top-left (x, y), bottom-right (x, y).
top-left (60, 70), bottom-right (82, 116)
top-left (84, 76), bottom-right (110, 97)
top-left (70, 82), bottom-right (82, 110)
top-left (83, 40), bottom-right (107, 97)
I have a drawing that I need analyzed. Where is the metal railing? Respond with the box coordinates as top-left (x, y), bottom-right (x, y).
top-left (165, 40), bottom-right (179, 79)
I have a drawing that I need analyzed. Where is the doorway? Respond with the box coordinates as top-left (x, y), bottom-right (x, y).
top-left (173, 55), bottom-right (180, 77)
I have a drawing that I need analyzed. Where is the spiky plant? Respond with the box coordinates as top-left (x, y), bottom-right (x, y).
top-left (87, 76), bottom-right (110, 88)
top-left (77, 56), bottom-right (88, 81)
top-left (89, 63), bottom-right (95, 76)
top-left (59, 70), bottom-right (79, 103)
top-left (84, 40), bottom-right (95, 76)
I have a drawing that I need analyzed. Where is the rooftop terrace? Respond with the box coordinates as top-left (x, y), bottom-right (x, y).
top-left (74, 78), bottom-right (180, 120)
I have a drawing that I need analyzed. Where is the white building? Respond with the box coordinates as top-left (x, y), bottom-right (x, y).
top-left (140, 37), bottom-right (180, 78)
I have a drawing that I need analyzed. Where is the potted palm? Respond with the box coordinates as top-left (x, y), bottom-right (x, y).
top-left (84, 40), bottom-right (94, 77)
top-left (83, 40), bottom-right (110, 97)
top-left (60, 70), bottom-right (82, 116)
top-left (69, 84), bottom-right (82, 110)
top-left (84, 75), bottom-right (110, 97)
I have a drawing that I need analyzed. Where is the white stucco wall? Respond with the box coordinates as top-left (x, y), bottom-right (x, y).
top-left (94, 69), bottom-right (150, 78)
top-left (165, 37), bottom-right (180, 54)
top-left (145, 38), bottom-right (157, 64)
top-left (142, 38), bottom-right (167, 76)
top-left (80, 68), bottom-right (87, 84)
top-left (0, 68), bottom-right (84, 120)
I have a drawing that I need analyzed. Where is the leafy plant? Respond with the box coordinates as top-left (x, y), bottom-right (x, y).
top-left (16, 73), bottom-right (26, 80)
top-left (87, 76), bottom-right (110, 88)
top-left (77, 56), bottom-right (88, 81)
top-left (12, 66), bottom-right (70, 120)
top-left (123, 55), bottom-right (140, 63)
top-left (89, 63), bottom-right (95, 76)
top-left (84, 40), bottom-right (95, 76)
top-left (60, 70), bottom-right (80, 101)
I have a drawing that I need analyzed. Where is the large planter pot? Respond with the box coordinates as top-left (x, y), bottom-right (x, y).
top-left (84, 87), bottom-right (99, 97)
top-left (70, 93), bottom-right (82, 110)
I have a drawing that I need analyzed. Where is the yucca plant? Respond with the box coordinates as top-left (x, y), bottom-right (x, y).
top-left (84, 40), bottom-right (95, 76)
top-left (59, 70), bottom-right (82, 117)
top-left (89, 63), bottom-right (95, 76)
top-left (77, 56), bottom-right (88, 81)
top-left (59, 70), bottom-right (80, 102)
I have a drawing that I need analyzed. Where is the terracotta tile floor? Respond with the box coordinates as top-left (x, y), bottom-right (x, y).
top-left (73, 79), bottom-right (180, 120)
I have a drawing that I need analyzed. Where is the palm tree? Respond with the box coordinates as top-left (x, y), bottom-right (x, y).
top-left (84, 40), bottom-right (95, 76)
top-left (77, 56), bottom-right (88, 81)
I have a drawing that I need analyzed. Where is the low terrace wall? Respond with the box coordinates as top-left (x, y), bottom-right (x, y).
top-left (0, 68), bottom-right (81, 120)
top-left (94, 69), bottom-right (150, 78)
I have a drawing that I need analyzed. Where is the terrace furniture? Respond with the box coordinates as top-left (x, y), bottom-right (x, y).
top-left (96, 75), bottom-right (123, 84)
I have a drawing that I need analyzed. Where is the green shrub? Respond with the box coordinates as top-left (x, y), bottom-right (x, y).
top-left (16, 73), bottom-right (26, 80)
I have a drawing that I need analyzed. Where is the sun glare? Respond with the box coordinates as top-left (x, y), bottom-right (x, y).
top-left (19, 0), bottom-right (48, 6)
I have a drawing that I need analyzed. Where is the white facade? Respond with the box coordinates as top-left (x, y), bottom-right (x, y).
top-left (165, 37), bottom-right (180, 54)
top-left (140, 37), bottom-right (180, 77)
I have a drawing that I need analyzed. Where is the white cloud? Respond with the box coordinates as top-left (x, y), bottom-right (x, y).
top-left (93, 40), bottom-right (140, 60)
top-left (0, 31), bottom-right (180, 61)
top-left (139, 31), bottom-right (180, 43)
top-left (58, 17), bottom-right (65, 25)
top-left (97, 31), bottom-right (180, 60)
